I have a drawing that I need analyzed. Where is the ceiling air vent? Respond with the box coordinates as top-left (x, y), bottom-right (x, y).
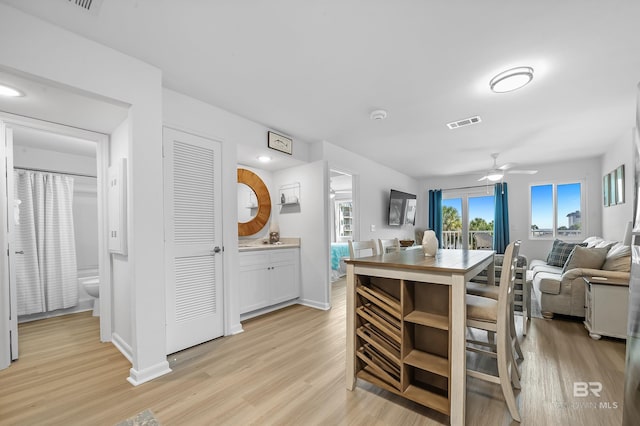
top-left (64, 0), bottom-right (104, 14)
top-left (447, 116), bottom-right (482, 130)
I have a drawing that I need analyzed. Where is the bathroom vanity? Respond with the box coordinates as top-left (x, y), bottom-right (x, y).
top-left (238, 239), bottom-right (301, 319)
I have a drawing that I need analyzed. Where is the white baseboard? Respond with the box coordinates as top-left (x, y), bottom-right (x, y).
top-left (127, 361), bottom-right (172, 386)
top-left (298, 298), bottom-right (330, 311)
top-left (240, 299), bottom-right (299, 321)
top-left (111, 332), bottom-right (133, 363)
top-left (227, 323), bottom-right (244, 335)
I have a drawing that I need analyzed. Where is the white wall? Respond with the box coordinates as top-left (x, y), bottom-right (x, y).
top-left (109, 120), bottom-right (132, 352)
top-left (273, 161), bottom-right (330, 309)
top-left (422, 156), bottom-right (603, 262)
top-left (602, 129), bottom-right (635, 241)
top-left (317, 141), bottom-right (423, 242)
top-left (0, 4), bottom-right (168, 384)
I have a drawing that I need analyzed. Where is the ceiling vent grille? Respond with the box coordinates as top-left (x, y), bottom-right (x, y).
top-left (447, 116), bottom-right (481, 129)
top-left (65, 0), bottom-right (104, 14)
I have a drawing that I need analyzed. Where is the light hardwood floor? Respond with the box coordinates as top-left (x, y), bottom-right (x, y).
top-left (0, 279), bottom-right (626, 425)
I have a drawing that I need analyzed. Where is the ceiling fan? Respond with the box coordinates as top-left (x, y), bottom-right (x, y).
top-left (477, 153), bottom-right (538, 182)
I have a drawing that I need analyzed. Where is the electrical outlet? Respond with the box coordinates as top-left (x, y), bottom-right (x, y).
top-left (370, 224), bottom-right (376, 232)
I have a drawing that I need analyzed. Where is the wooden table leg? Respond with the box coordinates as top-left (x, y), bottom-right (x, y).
top-left (346, 263), bottom-right (356, 391)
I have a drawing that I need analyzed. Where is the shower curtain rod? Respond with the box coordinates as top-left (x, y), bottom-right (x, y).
top-left (14, 166), bottom-right (97, 179)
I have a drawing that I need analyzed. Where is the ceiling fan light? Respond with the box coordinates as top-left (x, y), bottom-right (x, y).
top-left (490, 67), bottom-right (534, 93)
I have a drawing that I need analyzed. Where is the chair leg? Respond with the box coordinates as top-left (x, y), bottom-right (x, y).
top-left (498, 334), bottom-right (522, 422)
top-left (510, 306), bottom-right (524, 361)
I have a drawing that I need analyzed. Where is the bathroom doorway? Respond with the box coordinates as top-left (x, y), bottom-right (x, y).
top-left (328, 169), bottom-right (356, 305)
top-left (2, 118), bottom-right (108, 362)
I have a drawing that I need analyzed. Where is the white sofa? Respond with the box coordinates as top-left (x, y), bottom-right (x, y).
top-left (530, 237), bottom-right (631, 318)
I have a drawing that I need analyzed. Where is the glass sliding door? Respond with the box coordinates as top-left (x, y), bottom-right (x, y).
top-left (442, 190), bottom-right (494, 249)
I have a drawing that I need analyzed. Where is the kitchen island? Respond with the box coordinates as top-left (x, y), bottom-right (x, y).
top-left (345, 248), bottom-right (495, 426)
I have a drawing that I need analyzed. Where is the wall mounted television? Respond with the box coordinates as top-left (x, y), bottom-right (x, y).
top-left (388, 189), bottom-right (417, 226)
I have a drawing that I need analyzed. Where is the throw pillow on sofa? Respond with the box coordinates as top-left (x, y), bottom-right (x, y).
top-left (602, 243), bottom-right (631, 272)
top-left (546, 239), bottom-right (587, 267)
top-left (562, 246), bottom-right (609, 273)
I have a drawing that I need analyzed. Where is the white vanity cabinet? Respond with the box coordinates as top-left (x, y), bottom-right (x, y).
top-left (239, 248), bottom-right (300, 316)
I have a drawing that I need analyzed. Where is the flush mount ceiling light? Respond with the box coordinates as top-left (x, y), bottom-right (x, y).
top-left (489, 67), bottom-right (534, 93)
top-left (257, 155), bottom-right (272, 163)
top-left (0, 84), bottom-right (24, 97)
top-left (369, 109), bottom-right (388, 121)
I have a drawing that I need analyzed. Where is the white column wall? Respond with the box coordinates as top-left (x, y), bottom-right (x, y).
top-left (0, 4), bottom-right (168, 385)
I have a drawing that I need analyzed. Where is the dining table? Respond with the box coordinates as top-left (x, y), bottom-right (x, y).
top-left (345, 248), bottom-right (495, 426)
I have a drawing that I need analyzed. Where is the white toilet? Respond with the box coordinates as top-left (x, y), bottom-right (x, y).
top-left (81, 277), bottom-right (100, 316)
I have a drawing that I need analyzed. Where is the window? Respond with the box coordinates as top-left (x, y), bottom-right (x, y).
top-left (442, 189), bottom-right (494, 249)
top-left (530, 182), bottom-right (583, 239)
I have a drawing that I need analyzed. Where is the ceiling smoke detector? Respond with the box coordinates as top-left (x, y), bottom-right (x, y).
top-left (369, 109), bottom-right (388, 121)
top-left (447, 116), bottom-right (481, 129)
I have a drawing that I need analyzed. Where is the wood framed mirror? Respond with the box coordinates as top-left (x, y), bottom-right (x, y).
top-left (237, 168), bottom-right (271, 236)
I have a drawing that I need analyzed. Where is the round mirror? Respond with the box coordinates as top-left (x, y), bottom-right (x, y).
top-left (238, 183), bottom-right (258, 223)
top-left (237, 168), bottom-right (271, 236)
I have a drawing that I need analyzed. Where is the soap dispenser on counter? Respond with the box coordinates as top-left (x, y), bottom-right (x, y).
top-left (269, 221), bottom-right (280, 244)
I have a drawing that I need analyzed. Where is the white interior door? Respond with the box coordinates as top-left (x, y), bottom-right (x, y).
top-left (164, 127), bottom-right (223, 354)
top-left (0, 122), bottom-right (17, 368)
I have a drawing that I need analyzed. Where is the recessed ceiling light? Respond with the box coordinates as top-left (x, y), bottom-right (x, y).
top-left (489, 67), bottom-right (534, 93)
top-left (370, 109), bottom-right (388, 121)
top-left (257, 155), bottom-right (272, 163)
top-left (0, 84), bottom-right (24, 97)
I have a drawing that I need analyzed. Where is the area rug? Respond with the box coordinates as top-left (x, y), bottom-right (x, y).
top-left (115, 409), bottom-right (160, 426)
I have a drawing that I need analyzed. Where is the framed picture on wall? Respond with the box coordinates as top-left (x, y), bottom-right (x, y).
top-left (603, 174), bottom-right (610, 206)
top-left (610, 171), bottom-right (618, 204)
top-left (616, 165), bottom-right (625, 204)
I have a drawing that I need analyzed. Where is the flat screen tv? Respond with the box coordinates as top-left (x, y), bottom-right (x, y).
top-left (388, 189), bottom-right (417, 226)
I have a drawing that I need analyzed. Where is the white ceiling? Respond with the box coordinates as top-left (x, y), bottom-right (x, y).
top-left (3, 0), bottom-right (640, 178)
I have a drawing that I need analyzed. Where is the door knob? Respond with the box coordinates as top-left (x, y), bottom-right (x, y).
top-left (212, 246), bottom-right (222, 254)
top-left (14, 251), bottom-right (24, 255)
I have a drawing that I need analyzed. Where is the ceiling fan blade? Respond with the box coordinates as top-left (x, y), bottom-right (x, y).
top-left (498, 163), bottom-right (516, 171)
top-left (506, 169), bottom-right (538, 175)
top-left (478, 175), bottom-right (489, 181)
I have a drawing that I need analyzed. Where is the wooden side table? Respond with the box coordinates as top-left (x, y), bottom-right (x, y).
top-left (583, 276), bottom-right (629, 340)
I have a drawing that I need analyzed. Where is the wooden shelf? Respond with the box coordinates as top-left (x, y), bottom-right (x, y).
top-left (356, 306), bottom-right (401, 343)
top-left (404, 349), bottom-right (449, 378)
top-left (404, 385), bottom-right (449, 416)
top-left (404, 311), bottom-right (449, 331)
top-left (357, 326), bottom-right (400, 362)
top-left (356, 285), bottom-right (401, 319)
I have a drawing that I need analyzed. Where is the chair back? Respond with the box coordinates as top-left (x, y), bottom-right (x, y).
top-left (348, 240), bottom-right (378, 258)
top-left (474, 232), bottom-right (493, 250)
top-left (497, 241), bottom-right (521, 331)
top-left (378, 238), bottom-right (400, 254)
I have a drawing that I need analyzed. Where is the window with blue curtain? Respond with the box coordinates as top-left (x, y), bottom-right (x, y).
top-left (493, 182), bottom-right (509, 254)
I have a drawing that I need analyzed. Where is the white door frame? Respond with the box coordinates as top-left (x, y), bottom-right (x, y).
top-left (0, 112), bottom-right (112, 350)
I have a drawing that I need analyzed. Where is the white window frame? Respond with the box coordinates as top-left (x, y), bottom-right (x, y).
top-left (529, 179), bottom-right (586, 241)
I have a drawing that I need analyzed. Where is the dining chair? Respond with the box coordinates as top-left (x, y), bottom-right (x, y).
top-left (466, 240), bottom-right (522, 423)
top-left (378, 238), bottom-right (400, 254)
top-left (467, 259), bottom-right (525, 363)
top-left (474, 232), bottom-right (493, 250)
top-left (348, 239), bottom-right (378, 259)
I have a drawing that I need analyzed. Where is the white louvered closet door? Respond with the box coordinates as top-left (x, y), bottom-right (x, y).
top-left (164, 128), bottom-right (223, 354)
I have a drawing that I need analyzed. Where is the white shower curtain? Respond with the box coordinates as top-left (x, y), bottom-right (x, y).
top-left (14, 171), bottom-right (78, 315)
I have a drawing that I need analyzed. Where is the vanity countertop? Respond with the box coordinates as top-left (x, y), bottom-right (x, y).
top-left (238, 237), bottom-right (300, 252)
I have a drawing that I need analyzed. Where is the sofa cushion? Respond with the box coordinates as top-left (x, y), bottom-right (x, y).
top-left (583, 236), bottom-right (604, 247)
top-left (529, 259), bottom-right (549, 270)
top-left (546, 240), bottom-right (587, 267)
top-left (603, 243), bottom-right (631, 272)
top-left (531, 263), bottom-right (563, 279)
top-left (562, 246), bottom-right (609, 273)
top-left (536, 272), bottom-right (562, 295)
top-left (594, 240), bottom-right (618, 249)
